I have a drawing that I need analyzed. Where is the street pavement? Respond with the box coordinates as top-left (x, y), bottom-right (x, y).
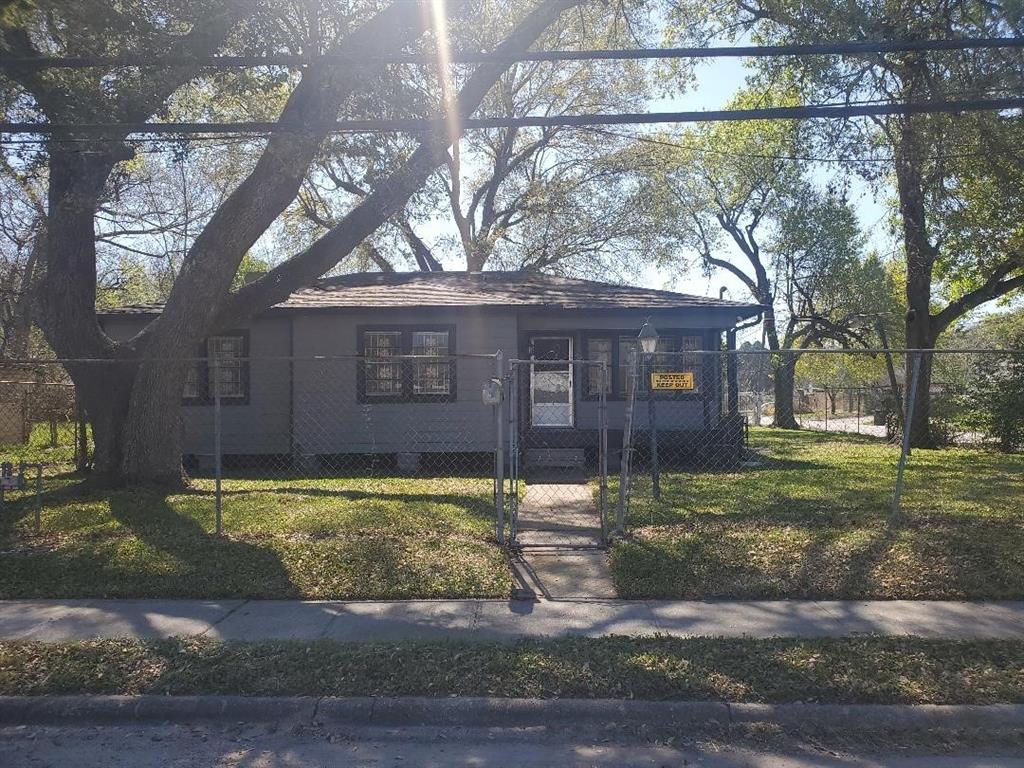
top-left (2, 721), bottom-right (1021, 767)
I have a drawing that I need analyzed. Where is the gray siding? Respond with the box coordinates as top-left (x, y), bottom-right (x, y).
top-left (100, 316), bottom-right (293, 456)
top-left (517, 308), bottom-right (728, 432)
top-left (100, 302), bottom-right (735, 458)
top-left (198, 318), bottom-right (291, 456)
top-left (291, 308), bottom-right (513, 454)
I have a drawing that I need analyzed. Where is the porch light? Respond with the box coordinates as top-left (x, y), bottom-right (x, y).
top-left (637, 320), bottom-right (659, 356)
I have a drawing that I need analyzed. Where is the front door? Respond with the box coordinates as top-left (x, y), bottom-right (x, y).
top-left (530, 336), bottom-right (573, 427)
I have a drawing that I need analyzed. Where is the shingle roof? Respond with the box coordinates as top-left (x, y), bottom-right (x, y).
top-left (101, 271), bottom-right (764, 317)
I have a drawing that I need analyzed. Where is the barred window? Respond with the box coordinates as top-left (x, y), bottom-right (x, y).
top-left (359, 326), bottom-right (456, 402)
top-left (581, 330), bottom-right (704, 400)
top-left (208, 336), bottom-right (245, 398)
top-left (412, 331), bottom-right (450, 395)
top-left (618, 336), bottom-right (638, 395)
top-left (182, 332), bottom-right (249, 404)
top-left (644, 334), bottom-right (702, 393)
top-left (679, 334), bottom-right (703, 393)
top-left (364, 331), bottom-right (402, 397)
top-left (183, 363), bottom-right (201, 400)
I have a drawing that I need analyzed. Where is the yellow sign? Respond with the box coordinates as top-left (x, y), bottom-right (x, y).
top-left (650, 372), bottom-right (695, 391)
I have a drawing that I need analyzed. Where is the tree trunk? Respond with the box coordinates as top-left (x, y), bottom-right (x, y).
top-left (905, 348), bottom-right (935, 447)
top-left (67, 357), bottom-right (188, 486)
top-left (65, 359), bottom-right (136, 484)
top-left (763, 306), bottom-right (799, 430)
top-left (895, 121), bottom-right (938, 448)
top-left (119, 358), bottom-right (191, 485)
top-left (772, 351), bottom-right (800, 429)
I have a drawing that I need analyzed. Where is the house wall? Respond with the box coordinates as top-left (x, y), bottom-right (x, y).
top-left (99, 302), bottom-right (742, 459)
top-left (100, 315), bottom-right (293, 457)
top-left (516, 308), bottom-right (731, 432)
top-left (290, 307), bottom-right (513, 455)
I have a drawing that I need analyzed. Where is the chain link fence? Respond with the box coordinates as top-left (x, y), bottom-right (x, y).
top-left (0, 348), bottom-right (1020, 552)
top-left (618, 348), bottom-right (1024, 529)
top-left (0, 375), bottom-right (81, 465)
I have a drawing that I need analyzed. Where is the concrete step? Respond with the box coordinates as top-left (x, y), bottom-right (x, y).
top-left (524, 447), bottom-right (586, 470)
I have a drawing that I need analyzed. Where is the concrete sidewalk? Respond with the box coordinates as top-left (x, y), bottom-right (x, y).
top-left (2, 598), bottom-right (1023, 642)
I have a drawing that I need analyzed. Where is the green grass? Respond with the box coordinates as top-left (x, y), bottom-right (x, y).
top-left (0, 420), bottom-right (83, 465)
top-left (1, 636), bottom-right (1022, 704)
top-left (0, 474), bottom-right (511, 599)
top-left (612, 428), bottom-right (1024, 600)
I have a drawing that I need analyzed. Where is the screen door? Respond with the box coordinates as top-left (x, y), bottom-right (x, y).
top-left (530, 336), bottom-right (573, 427)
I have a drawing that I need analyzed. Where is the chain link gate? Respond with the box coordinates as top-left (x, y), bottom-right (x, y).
top-left (505, 356), bottom-right (609, 548)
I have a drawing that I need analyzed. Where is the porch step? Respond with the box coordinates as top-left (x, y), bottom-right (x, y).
top-left (524, 447), bottom-right (586, 470)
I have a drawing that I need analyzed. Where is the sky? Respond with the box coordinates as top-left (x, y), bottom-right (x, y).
top-left (640, 56), bottom-right (893, 300)
top-left (416, 52), bottom-right (897, 334)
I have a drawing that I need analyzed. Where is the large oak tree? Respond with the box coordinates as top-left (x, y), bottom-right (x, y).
top-left (0, 0), bottom-right (601, 484)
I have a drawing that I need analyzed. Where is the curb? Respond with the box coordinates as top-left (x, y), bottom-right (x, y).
top-left (1, 696), bottom-right (1022, 730)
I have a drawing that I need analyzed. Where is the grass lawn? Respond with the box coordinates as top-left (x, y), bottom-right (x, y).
top-left (0, 473), bottom-right (511, 599)
top-left (612, 428), bottom-right (1024, 600)
top-left (1, 420), bottom-right (82, 466)
top-left (1, 636), bottom-right (1022, 704)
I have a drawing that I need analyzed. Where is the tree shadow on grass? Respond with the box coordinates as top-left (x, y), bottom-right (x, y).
top-left (0, 470), bottom-right (100, 543)
top-left (102, 490), bottom-right (301, 599)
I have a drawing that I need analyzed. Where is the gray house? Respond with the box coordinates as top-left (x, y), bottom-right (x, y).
top-left (99, 271), bottom-right (762, 468)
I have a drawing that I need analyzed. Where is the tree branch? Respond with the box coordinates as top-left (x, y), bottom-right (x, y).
top-left (933, 260), bottom-right (1024, 335)
top-left (217, 0), bottom-right (583, 328)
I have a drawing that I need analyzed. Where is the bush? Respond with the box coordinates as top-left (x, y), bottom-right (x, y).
top-left (962, 338), bottom-right (1024, 453)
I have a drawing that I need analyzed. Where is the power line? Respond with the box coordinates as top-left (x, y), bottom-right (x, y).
top-left (580, 126), bottom-right (994, 164)
top-left (2, 97), bottom-right (1021, 138)
top-left (2, 37), bottom-right (1022, 70)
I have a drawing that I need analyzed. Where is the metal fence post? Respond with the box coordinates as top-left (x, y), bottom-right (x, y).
top-left (494, 350), bottom-right (505, 545)
top-left (508, 362), bottom-right (519, 544)
top-left (646, 353), bottom-right (660, 500)
top-left (598, 362), bottom-right (609, 542)
top-left (892, 351), bottom-right (922, 520)
top-left (616, 348), bottom-right (638, 535)
top-left (213, 359), bottom-right (223, 536)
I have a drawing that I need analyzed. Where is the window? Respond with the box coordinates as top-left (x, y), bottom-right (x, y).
top-left (358, 326), bottom-right (456, 403)
top-left (412, 331), bottom-right (450, 395)
top-left (183, 364), bottom-right (201, 400)
top-left (618, 336), bottom-right (638, 395)
top-left (644, 333), bottom-right (703, 394)
top-left (364, 331), bottom-right (402, 397)
top-left (680, 334), bottom-right (703, 392)
top-left (182, 332), bottom-right (249, 404)
top-left (585, 338), bottom-right (612, 395)
top-left (208, 336), bottom-right (245, 398)
top-left (581, 330), bottom-right (704, 400)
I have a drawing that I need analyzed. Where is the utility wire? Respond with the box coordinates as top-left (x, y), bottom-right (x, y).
top-left (0, 125), bottom-right (998, 164)
top-left (2, 37), bottom-right (1022, 69)
top-left (580, 126), bottom-right (995, 164)
top-left (2, 96), bottom-right (1021, 137)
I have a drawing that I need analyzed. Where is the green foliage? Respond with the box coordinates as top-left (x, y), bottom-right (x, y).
top-left (690, 0), bottom-right (1024, 341)
top-left (796, 351), bottom-right (888, 394)
top-left (961, 336), bottom-right (1024, 453)
top-left (0, 420), bottom-right (84, 465)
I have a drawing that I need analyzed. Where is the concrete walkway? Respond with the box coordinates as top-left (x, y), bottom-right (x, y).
top-left (2, 599), bottom-right (1024, 642)
top-left (514, 477), bottom-right (616, 599)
